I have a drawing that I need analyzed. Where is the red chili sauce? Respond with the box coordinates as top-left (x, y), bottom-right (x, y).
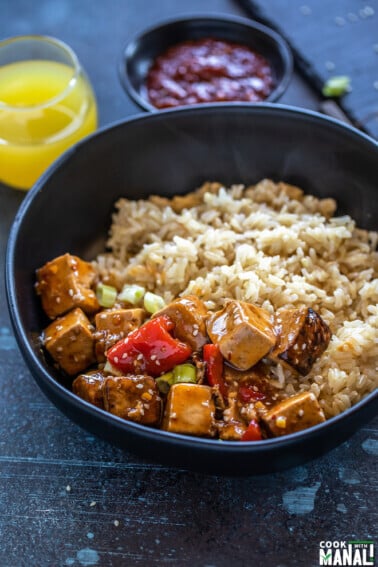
top-left (146, 38), bottom-right (274, 109)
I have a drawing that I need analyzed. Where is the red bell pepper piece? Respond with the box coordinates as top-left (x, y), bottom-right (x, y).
top-left (240, 419), bottom-right (262, 442)
top-left (107, 315), bottom-right (192, 376)
top-left (203, 343), bottom-right (228, 399)
top-left (238, 384), bottom-right (266, 403)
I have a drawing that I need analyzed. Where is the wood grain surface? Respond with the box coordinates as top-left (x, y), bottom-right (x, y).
top-left (0, 1), bottom-right (377, 566)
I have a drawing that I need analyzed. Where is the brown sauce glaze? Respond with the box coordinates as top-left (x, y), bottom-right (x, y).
top-left (146, 38), bottom-right (274, 108)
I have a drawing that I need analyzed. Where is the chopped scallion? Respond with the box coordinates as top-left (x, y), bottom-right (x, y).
top-left (144, 291), bottom-right (165, 314)
top-left (118, 284), bottom-right (145, 305)
top-left (322, 75), bottom-right (351, 97)
top-left (156, 372), bottom-right (175, 394)
top-left (172, 363), bottom-right (197, 384)
top-left (96, 283), bottom-right (117, 308)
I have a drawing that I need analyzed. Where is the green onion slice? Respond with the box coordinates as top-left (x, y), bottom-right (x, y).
top-left (156, 372), bottom-right (175, 394)
top-left (96, 283), bottom-right (117, 308)
top-left (322, 76), bottom-right (351, 97)
top-left (172, 363), bottom-right (197, 384)
top-left (118, 284), bottom-right (145, 305)
top-left (144, 291), bottom-right (166, 314)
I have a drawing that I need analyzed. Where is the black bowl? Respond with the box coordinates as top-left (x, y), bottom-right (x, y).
top-left (119, 14), bottom-right (293, 111)
top-left (6, 104), bottom-right (378, 475)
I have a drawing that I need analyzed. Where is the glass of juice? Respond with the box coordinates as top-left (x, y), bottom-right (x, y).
top-left (0, 35), bottom-right (98, 190)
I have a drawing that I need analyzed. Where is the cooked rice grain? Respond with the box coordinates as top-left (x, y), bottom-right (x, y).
top-left (94, 179), bottom-right (378, 418)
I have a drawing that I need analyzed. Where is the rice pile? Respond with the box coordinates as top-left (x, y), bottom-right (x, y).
top-left (94, 179), bottom-right (378, 418)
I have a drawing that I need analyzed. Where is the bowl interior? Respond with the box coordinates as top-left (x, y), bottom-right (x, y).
top-left (7, 104), bottom-right (378, 473)
top-left (120, 16), bottom-right (293, 111)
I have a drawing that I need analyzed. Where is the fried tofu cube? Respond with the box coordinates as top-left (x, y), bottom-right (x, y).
top-left (207, 300), bottom-right (276, 370)
top-left (94, 308), bottom-right (145, 361)
top-left (72, 371), bottom-right (105, 408)
top-left (154, 295), bottom-right (208, 351)
top-left (103, 375), bottom-right (161, 425)
top-left (270, 307), bottom-right (331, 375)
top-left (262, 391), bottom-right (325, 436)
top-left (218, 421), bottom-right (248, 440)
top-left (35, 253), bottom-right (100, 319)
top-left (162, 383), bottom-right (216, 437)
top-left (43, 308), bottom-right (95, 375)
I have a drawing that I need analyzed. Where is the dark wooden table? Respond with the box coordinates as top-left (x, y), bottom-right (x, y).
top-left (1, 2), bottom-right (377, 566)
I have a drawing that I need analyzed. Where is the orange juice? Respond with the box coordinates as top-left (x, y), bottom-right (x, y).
top-left (0, 60), bottom-right (97, 189)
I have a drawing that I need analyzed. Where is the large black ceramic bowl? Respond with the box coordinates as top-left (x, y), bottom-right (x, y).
top-left (119, 14), bottom-right (292, 111)
top-left (6, 104), bottom-right (378, 475)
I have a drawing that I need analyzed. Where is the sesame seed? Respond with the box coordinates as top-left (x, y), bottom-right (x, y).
top-left (66, 485), bottom-right (71, 492)
top-left (68, 289), bottom-right (74, 297)
top-left (193, 329), bottom-right (199, 337)
top-left (55, 296), bottom-right (61, 303)
top-left (150, 354), bottom-right (157, 361)
top-left (56, 346), bottom-right (63, 352)
top-left (347, 12), bottom-right (358, 22)
top-left (136, 383), bottom-right (144, 389)
top-left (137, 353), bottom-right (143, 360)
top-left (299, 5), bottom-right (312, 15)
top-left (325, 61), bottom-right (335, 71)
top-left (360, 5), bottom-right (374, 17)
top-left (122, 353), bottom-right (127, 359)
top-left (302, 343), bottom-right (307, 350)
top-left (155, 360), bottom-right (160, 366)
top-left (100, 313), bottom-right (107, 319)
top-left (171, 412), bottom-right (177, 419)
top-left (56, 325), bottom-right (63, 331)
top-left (113, 356), bottom-right (119, 363)
top-left (298, 409), bottom-right (304, 417)
top-left (89, 501), bottom-right (97, 507)
top-left (114, 520), bottom-right (119, 527)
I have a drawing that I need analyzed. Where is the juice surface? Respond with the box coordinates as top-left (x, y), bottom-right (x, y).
top-left (0, 60), bottom-right (97, 189)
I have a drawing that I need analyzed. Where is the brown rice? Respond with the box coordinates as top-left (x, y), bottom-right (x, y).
top-left (94, 180), bottom-right (378, 418)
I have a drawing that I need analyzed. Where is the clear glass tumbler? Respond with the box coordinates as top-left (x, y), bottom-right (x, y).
top-left (0, 35), bottom-right (98, 190)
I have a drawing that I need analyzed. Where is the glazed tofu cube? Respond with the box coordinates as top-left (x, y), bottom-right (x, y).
top-left (162, 383), bottom-right (216, 437)
top-left (35, 253), bottom-right (99, 319)
top-left (72, 371), bottom-right (105, 408)
top-left (94, 308), bottom-right (145, 361)
top-left (270, 307), bottom-right (331, 375)
top-left (43, 307), bottom-right (95, 375)
top-left (218, 421), bottom-right (247, 441)
top-left (262, 391), bottom-right (325, 436)
top-left (154, 295), bottom-right (208, 351)
top-left (103, 375), bottom-right (161, 425)
top-left (207, 300), bottom-right (276, 370)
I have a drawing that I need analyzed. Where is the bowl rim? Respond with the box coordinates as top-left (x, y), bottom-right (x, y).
top-left (6, 102), bottom-right (378, 454)
top-left (118, 12), bottom-right (293, 112)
